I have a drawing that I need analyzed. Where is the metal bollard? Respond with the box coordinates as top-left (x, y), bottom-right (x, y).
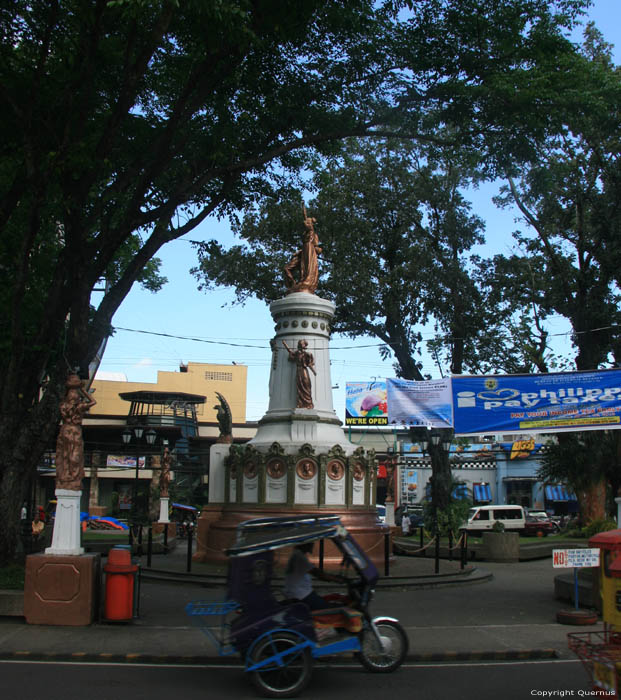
top-left (384, 533), bottom-right (390, 576)
top-left (186, 522), bottom-right (193, 572)
top-left (147, 526), bottom-right (152, 568)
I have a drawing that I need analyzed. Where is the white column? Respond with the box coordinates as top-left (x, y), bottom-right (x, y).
top-left (208, 444), bottom-right (230, 503)
top-left (46, 489), bottom-right (84, 556)
top-left (158, 497), bottom-right (170, 523)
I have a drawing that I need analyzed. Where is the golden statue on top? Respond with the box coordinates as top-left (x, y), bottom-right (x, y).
top-left (284, 206), bottom-right (322, 294)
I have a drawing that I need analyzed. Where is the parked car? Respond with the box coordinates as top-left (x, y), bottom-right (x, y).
top-left (523, 515), bottom-right (556, 537)
top-left (376, 504), bottom-right (386, 524)
top-left (526, 510), bottom-right (560, 533)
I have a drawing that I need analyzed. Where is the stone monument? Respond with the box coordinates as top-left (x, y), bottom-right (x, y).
top-left (24, 373), bottom-right (100, 626)
top-left (196, 207), bottom-right (386, 564)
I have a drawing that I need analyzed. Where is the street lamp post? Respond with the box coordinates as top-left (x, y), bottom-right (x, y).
top-left (410, 425), bottom-right (454, 573)
top-left (121, 426), bottom-right (157, 555)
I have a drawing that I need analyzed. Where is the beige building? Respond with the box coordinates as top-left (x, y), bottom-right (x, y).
top-left (89, 361), bottom-right (249, 429)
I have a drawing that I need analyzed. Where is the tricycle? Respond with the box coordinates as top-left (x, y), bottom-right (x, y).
top-left (186, 514), bottom-right (408, 697)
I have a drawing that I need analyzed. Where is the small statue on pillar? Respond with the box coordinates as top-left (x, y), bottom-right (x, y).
top-left (214, 392), bottom-right (233, 444)
top-left (159, 446), bottom-right (172, 499)
top-left (282, 339), bottom-right (316, 409)
top-left (385, 453), bottom-right (398, 503)
top-left (55, 373), bottom-right (96, 491)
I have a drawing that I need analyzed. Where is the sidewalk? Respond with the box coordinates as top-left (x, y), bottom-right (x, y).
top-left (0, 543), bottom-right (598, 664)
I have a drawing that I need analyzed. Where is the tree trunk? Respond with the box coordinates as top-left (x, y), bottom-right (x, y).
top-left (0, 374), bottom-right (63, 564)
top-left (579, 480), bottom-right (607, 525)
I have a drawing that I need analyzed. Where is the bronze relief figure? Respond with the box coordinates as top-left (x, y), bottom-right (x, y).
top-left (282, 339), bottom-right (316, 409)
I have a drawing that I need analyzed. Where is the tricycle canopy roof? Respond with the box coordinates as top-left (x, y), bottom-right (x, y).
top-left (227, 514), bottom-right (345, 558)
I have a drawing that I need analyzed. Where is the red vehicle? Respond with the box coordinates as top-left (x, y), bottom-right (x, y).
top-left (523, 515), bottom-right (556, 537)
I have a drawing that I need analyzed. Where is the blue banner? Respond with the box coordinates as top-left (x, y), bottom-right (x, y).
top-left (452, 370), bottom-right (621, 435)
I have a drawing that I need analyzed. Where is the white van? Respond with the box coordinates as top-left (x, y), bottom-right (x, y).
top-left (463, 505), bottom-right (526, 534)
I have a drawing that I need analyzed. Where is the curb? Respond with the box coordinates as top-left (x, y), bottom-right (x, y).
top-left (0, 648), bottom-right (559, 665)
top-left (139, 567), bottom-right (493, 590)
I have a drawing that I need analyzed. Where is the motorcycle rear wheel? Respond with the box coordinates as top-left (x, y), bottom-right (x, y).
top-left (249, 631), bottom-right (313, 698)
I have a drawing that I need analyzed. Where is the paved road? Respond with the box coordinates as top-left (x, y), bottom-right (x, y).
top-left (0, 658), bottom-right (593, 700)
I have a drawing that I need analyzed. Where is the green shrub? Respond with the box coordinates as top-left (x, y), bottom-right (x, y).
top-left (582, 518), bottom-right (618, 539)
top-left (491, 520), bottom-right (506, 533)
top-left (0, 563), bottom-right (25, 590)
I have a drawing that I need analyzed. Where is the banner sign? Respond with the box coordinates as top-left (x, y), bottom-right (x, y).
top-left (345, 381), bottom-right (388, 425)
top-left (452, 370), bottom-right (621, 435)
top-left (553, 548), bottom-right (600, 568)
top-left (387, 377), bottom-right (453, 427)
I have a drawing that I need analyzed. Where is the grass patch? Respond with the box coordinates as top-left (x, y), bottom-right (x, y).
top-left (0, 563), bottom-right (25, 590)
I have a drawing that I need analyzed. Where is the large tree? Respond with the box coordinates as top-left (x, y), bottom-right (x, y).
top-left (492, 25), bottom-right (621, 521)
top-left (0, 0), bottom-right (591, 562)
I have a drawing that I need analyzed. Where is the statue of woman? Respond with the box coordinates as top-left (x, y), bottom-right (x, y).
top-left (55, 373), bottom-right (97, 491)
top-left (160, 446), bottom-right (172, 498)
top-left (282, 339), bottom-right (316, 409)
top-left (284, 206), bottom-right (322, 294)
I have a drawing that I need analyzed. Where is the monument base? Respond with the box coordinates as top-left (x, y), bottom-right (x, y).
top-left (199, 506), bottom-right (389, 567)
top-left (24, 553), bottom-right (101, 626)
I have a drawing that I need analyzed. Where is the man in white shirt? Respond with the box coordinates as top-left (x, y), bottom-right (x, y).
top-left (284, 542), bottom-right (341, 611)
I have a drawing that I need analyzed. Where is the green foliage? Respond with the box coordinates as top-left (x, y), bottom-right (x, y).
top-left (491, 520), bottom-right (506, 533)
top-left (0, 563), bottom-right (25, 590)
top-left (424, 494), bottom-right (472, 536)
top-left (581, 518), bottom-right (618, 539)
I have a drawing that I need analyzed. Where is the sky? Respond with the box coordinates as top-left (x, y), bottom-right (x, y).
top-left (95, 1), bottom-right (621, 424)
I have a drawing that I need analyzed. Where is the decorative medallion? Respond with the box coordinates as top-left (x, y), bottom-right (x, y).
top-left (266, 458), bottom-right (286, 479)
top-left (292, 320), bottom-right (298, 328)
top-left (320, 323), bottom-right (325, 330)
top-left (296, 459), bottom-right (317, 480)
top-left (244, 461), bottom-right (257, 479)
top-left (301, 320), bottom-right (308, 328)
top-left (327, 459), bottom-right (345, 481)
top-left (312, 321), bottom-right (318, 328)
top-left (353, 462), bottom-right (365, 481)
top-left (283, 321), bottom-right (289, 328)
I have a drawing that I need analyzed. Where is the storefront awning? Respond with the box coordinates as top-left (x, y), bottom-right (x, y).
top-left (452, 484), bottom-right (469, 500)
top-left (545, 485), bottom-right (577, 502)
top-left (473, 484), bottom-right (492, 502)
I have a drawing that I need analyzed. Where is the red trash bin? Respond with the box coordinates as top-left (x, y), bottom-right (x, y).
top-left (104, 547), bottom-right (138, 621)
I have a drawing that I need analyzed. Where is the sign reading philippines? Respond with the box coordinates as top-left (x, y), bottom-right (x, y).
top-left (452, 369), bottom-right (621, 435)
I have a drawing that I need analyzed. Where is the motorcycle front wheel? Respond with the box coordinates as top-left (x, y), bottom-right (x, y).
top-left (357, 619), bottom-right (408, 673)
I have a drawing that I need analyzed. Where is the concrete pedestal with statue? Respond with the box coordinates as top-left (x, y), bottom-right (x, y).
top-left (195, 210), bottom-right (387, 566)
top-left (24, 373), bottom-right (100, 626)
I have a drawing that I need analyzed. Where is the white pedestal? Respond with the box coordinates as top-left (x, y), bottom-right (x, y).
top-left (158, 497), bottom-right (170, 523)
top-left (46, 489), bottom-right (84, 556)
top-left (209, 444), bottom-right (230, 504)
